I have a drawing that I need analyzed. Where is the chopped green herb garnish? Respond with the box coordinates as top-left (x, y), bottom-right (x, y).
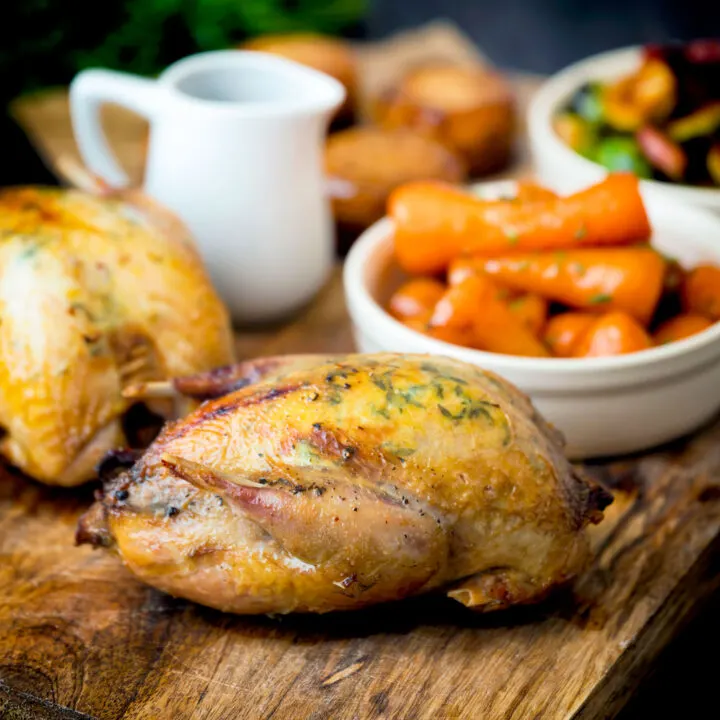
top-left (438, 405), bottom-right (454, 420)
top-left (370, 403), bottom-right (390, 419)
top-left (19, 243), bottom-right (41, 260)
top-left (381, 444), bottom-right (416, 460)
top-left (504, 227), bottom-right (520, 244)
top-left (589, 293), bottom-right (612, 304)
top-left (574, 224), bottom-right (588, 240)
top-left (399, 392), bottom-right (424, 408)
top-left (570, 262), bottom-right (586, 275)
top-left (444, 375), bottom-right (468, 385)
top-left (438, 398), bottom-right (499, 423)
top-left (296, 441), bottom-right (320, 464)
top-left (468, 405), bottom-right (492, 421)
top-left (442, 405), bottom-right (462, 421)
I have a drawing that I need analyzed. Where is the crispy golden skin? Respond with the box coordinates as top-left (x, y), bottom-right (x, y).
top-left (78, 354), bottom-right (610, 614)
top-left (0, 187), bottom-right (234, 485)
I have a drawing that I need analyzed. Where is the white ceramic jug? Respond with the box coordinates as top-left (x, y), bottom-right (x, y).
top-left (70, 51), bottom-right (345, 323)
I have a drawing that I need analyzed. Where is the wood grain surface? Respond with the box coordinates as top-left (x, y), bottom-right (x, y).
top-left (3, 22), bottom-right (720, 720)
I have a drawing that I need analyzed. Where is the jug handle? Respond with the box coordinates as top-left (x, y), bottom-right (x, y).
top-left (70, 69), bottom-right (163, 188)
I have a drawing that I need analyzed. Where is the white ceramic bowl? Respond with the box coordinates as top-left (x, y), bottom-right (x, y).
top-left (343, 181), bottom-right (720, 459)
top-left (528, 46), bottom-right (720, 213)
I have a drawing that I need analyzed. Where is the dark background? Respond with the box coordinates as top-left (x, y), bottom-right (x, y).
top-left (0, 2), bottom-right (719, 716)
top-left (2, 0), bottom-right (720, 186)
top-left (368, 0), bottom-right (720, 74)
top-left (3, 0), bottom-right (720, 99)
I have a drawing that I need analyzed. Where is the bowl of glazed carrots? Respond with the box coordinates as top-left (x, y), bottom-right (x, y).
top-left (344, 172), bottom-right (720, 458)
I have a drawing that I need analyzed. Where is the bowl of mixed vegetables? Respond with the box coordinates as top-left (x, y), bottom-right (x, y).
top-left (529, 42), bottom-right (720, 212)
top-left (344, 175), bottom-right (720, 457)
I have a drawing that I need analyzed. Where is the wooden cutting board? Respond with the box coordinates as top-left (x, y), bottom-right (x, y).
top-left (2, 267), bottom-right (720, 720)
top-left (3, 21), bottom-right (720, 720)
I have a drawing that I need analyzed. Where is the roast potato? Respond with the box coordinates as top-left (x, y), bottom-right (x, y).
top-left (325, 126), bottom-right (466, 244)
top-left (372, 64), bottom-right (515, 176)
top-left (242, 33), bottom-right (358, 126)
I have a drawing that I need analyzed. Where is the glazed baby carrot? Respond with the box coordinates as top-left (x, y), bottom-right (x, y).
top-left (391, 173), bottom-right (651, 275)
top-left (428, 324), bottom-right (479, 347)
top-left (543, 312), bottom-right (597, 357)
top-left (572, 311), bottom-right (653, 357)
top-left (401, 184), bottom-right (556, 282)
top-left (402, 311), bottom-right (471, 346)
top-left (473, 295), bottom-right (550, 358)
top-left (654, 313), bottom-right (713, 345)
top-left (513, 180), bottom-right (558, 202)
top-left (430, 275), bottom-right (487, 331)
top-left (430, 275), bottom-right (550, 357)
top-left (447, 256), bottom-right (512, 297)
top-left (399, 308), bottom-right (476, 346)
top-left (400, 308), bottom-right (432, 332)
top-left (507, 294), bottom-right (548, 336)
top-left (447, 257), bottom-right (517, 301)
top-left (448, 256), bottom-right (484, 286)
top-left (389, 277), bottom-right (446, 320)
top-left (481, 247), bottom-right (666, 324)
top-left (682, 264), bottom-right (720, 320)
top-left (447, 257), bottom-right (545, 330)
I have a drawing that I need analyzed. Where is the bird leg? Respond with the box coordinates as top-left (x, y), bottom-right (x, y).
top-left (124, 355), bottom-right (330, 402)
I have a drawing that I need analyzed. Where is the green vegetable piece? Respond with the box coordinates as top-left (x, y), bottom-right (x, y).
top-left (595, 136), bottom-right (653, 178)
top-left (668, 103), bottom-right (720, 143)
top-left (569, 82), bottom-right (605, 125)
top-left (553, 112), bottom-right (596, 156)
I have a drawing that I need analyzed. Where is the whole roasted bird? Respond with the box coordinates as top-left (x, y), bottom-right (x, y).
top-left (0, 182), bottom-right (234, 485)
top-left (78, 353), bottom-right (611, 614)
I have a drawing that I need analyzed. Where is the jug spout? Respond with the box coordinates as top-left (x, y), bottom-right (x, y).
top-left (162, 50), bottom-right (346, 120)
